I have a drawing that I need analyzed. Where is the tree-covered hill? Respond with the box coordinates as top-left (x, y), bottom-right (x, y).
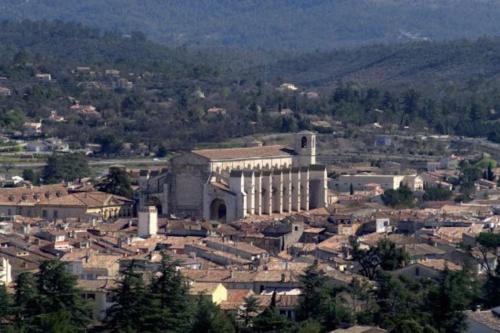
top-left (2, 0), bottom-right (500, 51)
top-left (259, 37), bottom-right (500, 91)
top-left (4, 20), bottom-right (500, 155)
top-left (0, 20), bottom-right (216, 78)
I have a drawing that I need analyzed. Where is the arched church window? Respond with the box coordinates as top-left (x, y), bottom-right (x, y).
top-left (301, 136), bottom-right (308, 148)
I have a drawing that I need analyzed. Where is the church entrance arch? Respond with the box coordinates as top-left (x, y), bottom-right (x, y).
top-left (210, 199), bottom-right (227, 222)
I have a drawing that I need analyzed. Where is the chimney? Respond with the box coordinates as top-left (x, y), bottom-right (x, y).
top-left (138, 206), bottom-right (157, 238)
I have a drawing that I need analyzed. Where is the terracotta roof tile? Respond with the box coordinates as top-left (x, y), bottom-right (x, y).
top-left (42, 191), bottom-right (132, 207)
top-left (193, 145), bottom-right (295, 161)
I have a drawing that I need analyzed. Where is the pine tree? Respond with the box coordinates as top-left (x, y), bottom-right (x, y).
top-left (34, 260), bottom-right (91, 332)
top-left (482, 264), bottom-right (500, 308)
top-left (150, 254), bottom-right (192, 332)
top-left (96, 167), bottom-right (133, 198)
top-left (240, 294), bottom-right (260, 328)
top-left (12, 272), bottom-right (37, 332)
top-left (428, 268), bottom-right (473, 333)
top-left (296, 263), bottom-right (328, 321)
top-left (105, 265), bottom-right (155, 332)
top-left (253, 292), bottom-right (294, 333)
top-left (190, 295), bottom-right (235, 333)
top-left (0, 283), bottom-right (12, 329)
top-left (13, 272), bottom-right (37, 315)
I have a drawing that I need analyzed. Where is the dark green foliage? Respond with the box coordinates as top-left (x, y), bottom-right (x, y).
top-left (0, 283), bottom-right (12, 328)
top-left (374, 273), bottom-right (430, 328)
top-left (7, 261), bottom-right (90, 333)
top-left (296, 264), bottom-right (328, 322)
top-left (13, 272), bottom-right (38, 321)
top-left (477, 232), bottom-right (500, 249)
top-left (296, 264), bottom-right (352, 331)
top-left (104, 265), bottom-right (156, 332)
top-left (353, 239), bottom-right (410, 279)
top-left (105, 255), bottom-right (234, 333)
top-left (461, 166), bottom-right (483, 185)
top-left (428, 269), bottom-right (473, 333)
top-left (423, 187), bottom-right (453, 201)
top-left (42, 152), bottom-right (90, 183)
top-left (476, 232), bottom-right (500, 307)
top-left (382, 185), bottom-right (415, 208)
top-left (156, 145), bottom-right (168, 158)
top-left (240, 294), bottom-right (260, 328)
top-left (34, 261), bottom-right (91, 331)
top-left (22, 169), bottom-right (37, 183)
top-left (253, 292), bottom-right (294, 333)
top-left (0, 109), bottom-right (25, 130)
top-left (190, 295), bottom-right (235, 333)
top-left (150, 255), bottom-right (192, 332)
top-left (376, 239), bottom-right (410, 271)
top-left (296, 320), bottom-right (322, 333)
top-left (5, 20), bottom-right (500, 155)
top-left (476, 232), bottom-right (500, 274)
top-left (392, 319), bottom-right (424, 333)
top-left (96, 167), bottom-right (133, 198)
top-left (486, 164), bottom-right (495, 181)
top-left (482, 264), bottom-right (500, 308)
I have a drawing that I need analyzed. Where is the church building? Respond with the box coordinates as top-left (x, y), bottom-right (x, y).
top-left (139, 131), bottom-right (327, 222)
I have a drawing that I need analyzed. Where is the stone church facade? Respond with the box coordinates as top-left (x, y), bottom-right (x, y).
top-left (139, 131), bottom-right (327, 222)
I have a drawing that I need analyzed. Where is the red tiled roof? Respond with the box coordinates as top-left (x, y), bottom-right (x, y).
top-left (193, 145), bottom-right (294, 161)
top-left (41, 191), bottom-right (132, 207)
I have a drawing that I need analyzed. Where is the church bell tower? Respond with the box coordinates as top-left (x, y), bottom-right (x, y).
top-left (294, 131), bottom-right (316, 167)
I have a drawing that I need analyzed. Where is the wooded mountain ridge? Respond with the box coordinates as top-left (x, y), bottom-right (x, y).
top-left (2, 0), bottom-right (500, 51)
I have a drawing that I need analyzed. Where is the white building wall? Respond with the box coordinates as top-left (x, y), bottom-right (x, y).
top-left (138, 206), bottom-right (158, 238)
top-left (333, 175), bottom-right (406, 192)
top-left (0, 257), bottom-right (12, 285)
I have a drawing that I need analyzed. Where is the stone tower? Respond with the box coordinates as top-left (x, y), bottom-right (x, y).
top-left (138, 206), bottom-right (158, 238)
top-left (294, 131), bottom-right (316, 167)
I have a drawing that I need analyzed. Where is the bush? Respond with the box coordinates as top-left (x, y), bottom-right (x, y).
top-left (423, 187), bottom-right (453, 201)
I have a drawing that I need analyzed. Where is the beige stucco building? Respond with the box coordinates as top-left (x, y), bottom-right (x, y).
top-left (38, 191), bottom-right (133, 220)
top-left (140, 132), bottom-right (328, 222)
top-left (332, 174), bottom-right (424, 192)
top-left (0, 185), bottom-right (132, 220)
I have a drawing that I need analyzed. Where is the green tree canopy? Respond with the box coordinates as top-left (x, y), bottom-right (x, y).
top-left (96, 167), bottom-right (133, 198)
top-left (42, 152), bottom-right (90, 184)
top-left (381, 185), bottom-right (415, 208)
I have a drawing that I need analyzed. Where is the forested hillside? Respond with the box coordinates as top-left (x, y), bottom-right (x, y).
top-left (2, 0), bottom-right (500, 50)
top-left (2, 20), bottom-right (500, 156)
top-left (0, 21), bottom-right (216, 78)
top-left (259, 37), bottom-right (500, 91)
